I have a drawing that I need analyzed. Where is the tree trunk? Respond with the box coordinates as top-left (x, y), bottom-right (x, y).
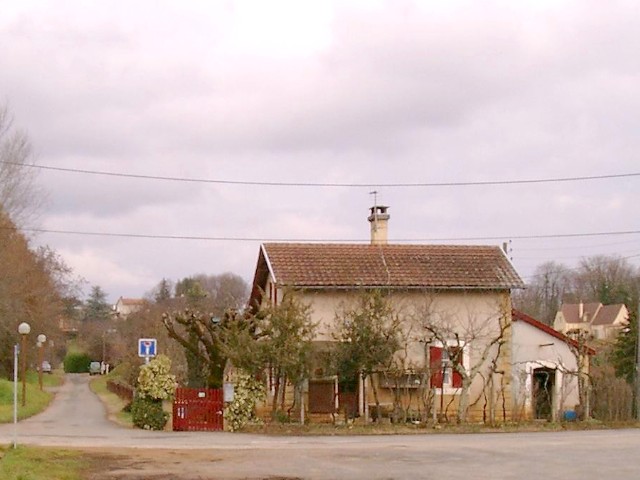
top-left (280, 374), bottom-right (288, 411)
top-left (186, 332), bottom-right (204, 388)
top-left (457, 379), bottom-right (472, 423)
top-left (271, 371), bottom-right (281, 418)
top-left (370, 375), bottom-right (381, 422)
top-left (206, 359), bottom-right (225, 389)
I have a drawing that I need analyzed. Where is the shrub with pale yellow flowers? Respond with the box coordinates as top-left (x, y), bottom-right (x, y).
top-left (131, 355), bottom-right (176, 430)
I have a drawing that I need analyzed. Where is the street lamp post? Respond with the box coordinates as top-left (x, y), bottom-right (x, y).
top-left (13, 343), bottom-right (18, 448)
top-left (18, 322), bottom-right (31, 407)
top-left (37, 334), bottom-right (47, 391)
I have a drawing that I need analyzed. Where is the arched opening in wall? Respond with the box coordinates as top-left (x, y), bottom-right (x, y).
top-left (533, 367), bottom-right (556, 420)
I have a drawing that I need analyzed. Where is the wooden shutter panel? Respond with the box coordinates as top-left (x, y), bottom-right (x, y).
top-left (450, 347), bottom-right (463, 388)
top-left (429, 346), bottom-right (443, 388)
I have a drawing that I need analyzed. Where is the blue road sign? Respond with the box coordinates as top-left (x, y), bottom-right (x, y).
top-left (138, 338), bottom-right (157, 358)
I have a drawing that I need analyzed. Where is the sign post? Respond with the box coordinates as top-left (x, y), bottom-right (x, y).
top-left (13, 344), bottom-right (18, 448)
top-left (138, 338), bottom-right (157, 364)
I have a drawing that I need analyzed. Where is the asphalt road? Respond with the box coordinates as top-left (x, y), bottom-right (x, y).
top-left (1, 374), bottom-right (640, 479)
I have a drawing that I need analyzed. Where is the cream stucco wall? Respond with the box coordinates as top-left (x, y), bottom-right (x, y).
top-left (511, 321), bottom-right (582, 421)
top-left (553, 312), bottom-right (567, 333)
top-left (113, 298), bottom-right (143, 318)
top-left (266, 284), bottom-right (515, 422)
top-left (591, 307), bottom-right (629, 340)
top-left (554, 305), bottom-right (629, 341)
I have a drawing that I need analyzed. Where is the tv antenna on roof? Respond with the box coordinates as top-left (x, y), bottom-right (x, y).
top-left (369, 190), bottom-right (378, 208)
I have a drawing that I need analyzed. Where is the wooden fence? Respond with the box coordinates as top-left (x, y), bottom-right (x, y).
top-left (106, 379), bottom-right (134, 403)
top-left (173, 388), bottom-right (224, 431)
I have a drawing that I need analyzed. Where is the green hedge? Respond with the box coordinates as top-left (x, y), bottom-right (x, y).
top-left (131, 395), bottom-right (168, 430)
top-left (63, 352), bottom-right (91, 373)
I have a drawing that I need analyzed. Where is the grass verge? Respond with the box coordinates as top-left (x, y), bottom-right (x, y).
top-left (0, 371), bottom-right (63, 423)
top-left (0, 445), bottom-right (90, 480)
top-left (89, 375), bottom-right (133, 428)
top-left (239, 418), bottom-right (640, 436)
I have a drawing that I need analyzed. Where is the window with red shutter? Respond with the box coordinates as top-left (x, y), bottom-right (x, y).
top-left (430, 343), bottom-right (465, 390)
top-left (450, 347), bottom-right (463, 388)
top-left (429, 346), bottom-right (443, 388)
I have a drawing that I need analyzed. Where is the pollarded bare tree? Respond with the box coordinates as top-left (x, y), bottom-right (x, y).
top-left (161, 274), bottom-right (249, 388)
top-left (162, 308), bottom-right (229, 389)
top-left (413, 295), bottom-right (511, 423)
top-left (563, 329), bottom-right (594, 419)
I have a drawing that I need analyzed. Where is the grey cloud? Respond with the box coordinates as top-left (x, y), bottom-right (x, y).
top-left (2, 1), bottom-right (639, 301)
top-left (42, 167), bottom-right (208, 217)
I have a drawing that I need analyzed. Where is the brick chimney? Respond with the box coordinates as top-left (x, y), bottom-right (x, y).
top-left (368, 205), bottom-right (390, 245)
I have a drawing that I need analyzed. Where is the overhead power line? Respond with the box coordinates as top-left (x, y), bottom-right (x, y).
top-left (520, 252), bottom-right (640, 282)
top-left (13, 226), bottom-right (640, 242)
top-left (2, 160), bottom-right (639, 188)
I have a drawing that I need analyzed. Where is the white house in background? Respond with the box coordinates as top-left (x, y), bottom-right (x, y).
top-left (113, 297), bottom-right (146, 319)
top-left (553, 302), bottom-right (628, 340)
top-left (512, 309), bottom-right (595, 421)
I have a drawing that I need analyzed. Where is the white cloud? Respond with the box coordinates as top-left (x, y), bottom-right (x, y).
top-left (58, 247), bottom-right (153, 299)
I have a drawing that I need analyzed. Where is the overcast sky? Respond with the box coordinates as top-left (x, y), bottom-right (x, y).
top-left (1, 0), bottom-right (638, 303)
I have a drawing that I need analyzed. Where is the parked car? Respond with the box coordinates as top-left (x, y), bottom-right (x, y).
top-left (89, 361), bottom-right (101, 375)
top-left (40, 361), bottom-right (52, 374)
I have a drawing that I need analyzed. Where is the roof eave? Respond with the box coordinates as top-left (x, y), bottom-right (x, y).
top-left (261, 243), bottom-right (277, 285)
top-left (276, 283), bottom-right (522, 290)
top-left (512, 309), bottom-right (596, 356)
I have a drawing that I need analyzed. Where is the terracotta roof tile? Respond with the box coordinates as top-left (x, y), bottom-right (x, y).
top-left (262, 243), bottom-right (524, 289)
top-left (513, 309), bottom-right (596, 355)
top-left (559, 302), bottom-right (629, 326)
top-left (119, 298), bottom-right (145, 305)
top-left (591, 304), bottom-right (626, 326)
top-left (560, 303), bottom-right (601, 324)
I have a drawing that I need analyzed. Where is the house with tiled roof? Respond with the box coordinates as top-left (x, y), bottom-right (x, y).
top-left (113, 297), bottom-right (146, 319)
top-left (553, 302), bottom-right (628, 340)
top-left (249, 205), bottom-right (525, 422)
top-left (512, 309), bottom-right (595, 421)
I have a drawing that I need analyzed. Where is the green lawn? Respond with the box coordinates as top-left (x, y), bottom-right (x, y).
top-left (0, 370), bottom-right (63, 423)
top-left (0, 446), bottom-right (89, 480)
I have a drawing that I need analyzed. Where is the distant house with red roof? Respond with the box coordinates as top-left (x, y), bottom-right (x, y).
top-left (553, 302), bottom-right (628, 340)
top-left (512, 309), bottom-right (595, 421)
top-left (249, 205), bottom-right (525, 422)
top-left (113, 297), bottom-right (146, 319)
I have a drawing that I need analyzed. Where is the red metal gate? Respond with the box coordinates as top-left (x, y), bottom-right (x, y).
top-left (173, 388), bottom-right (224, 431)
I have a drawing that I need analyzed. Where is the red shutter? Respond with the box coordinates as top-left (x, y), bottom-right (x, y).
top-left (429, 346), bottom-right (443, 388)
top-left (450, 347), bottom-right (463, 388)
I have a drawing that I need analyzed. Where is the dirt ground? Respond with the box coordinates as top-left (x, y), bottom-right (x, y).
top-left (84, 448), bottom-right (304, 480)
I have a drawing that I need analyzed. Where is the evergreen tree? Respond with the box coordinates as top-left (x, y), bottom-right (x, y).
top-left (611, 308), bottom-right (638, 385)
top-left (84, 285), bottom-right (112, 321)
top-left (154, 278), bottom-right (173, 303)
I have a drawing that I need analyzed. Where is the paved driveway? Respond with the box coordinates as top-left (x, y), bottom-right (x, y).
top-left (1, 375), bottom-right (640, 479)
